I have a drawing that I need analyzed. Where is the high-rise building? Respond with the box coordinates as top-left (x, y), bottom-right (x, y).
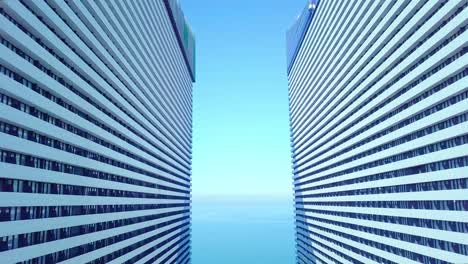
top-left (0, 0), bottom-right (194, 263)
top-left (287, 0), bottom-right (468, 263)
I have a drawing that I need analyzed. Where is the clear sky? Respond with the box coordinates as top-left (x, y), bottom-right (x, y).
top-left (182, 0), bottom-right (307, 198)
top-left (180, 1), bottom-right (307, 263)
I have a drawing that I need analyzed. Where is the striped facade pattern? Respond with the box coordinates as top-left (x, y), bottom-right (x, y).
top-left (0, 0), bottom-right (193, 263)
top-left (287, 1), bottom-right (468, 263)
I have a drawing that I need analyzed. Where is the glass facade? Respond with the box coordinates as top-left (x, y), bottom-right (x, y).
top-left (287, 0), bottom-right (468, 263)
top-left (286, 0), bottom-right (319, 74)
top-left (163, 0), bottom-right (196, 82)
top-left (0, 0), bottom-right (194, 263)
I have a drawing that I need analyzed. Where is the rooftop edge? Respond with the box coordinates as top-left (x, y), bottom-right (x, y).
top-left (286, 0), bottom-right (320, 76)
top-left (163, 0), bottom-right (196, 82)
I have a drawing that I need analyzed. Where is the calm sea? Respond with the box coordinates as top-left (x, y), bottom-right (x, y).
top-left (191, 195), bottom-right (296, 264)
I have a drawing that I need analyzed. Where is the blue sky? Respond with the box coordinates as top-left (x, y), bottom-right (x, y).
top-left (182, 0), bottom-right (307, 198)
top-left (180, 1), bottom-right (307, 262)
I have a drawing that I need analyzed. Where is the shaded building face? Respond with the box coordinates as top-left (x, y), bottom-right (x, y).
top-left (0, 0), bottom-right (194, 263)
top-left (287, 0), bottom-right (468, 263)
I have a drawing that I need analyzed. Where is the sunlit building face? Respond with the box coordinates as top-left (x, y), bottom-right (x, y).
top-left (286, 0), bottom-right (468, 263)
top-left (0, 0), bottom-right (195, 263)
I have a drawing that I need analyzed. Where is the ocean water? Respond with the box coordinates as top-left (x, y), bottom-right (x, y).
top-left (191, 196), bottom-right (296, 264)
